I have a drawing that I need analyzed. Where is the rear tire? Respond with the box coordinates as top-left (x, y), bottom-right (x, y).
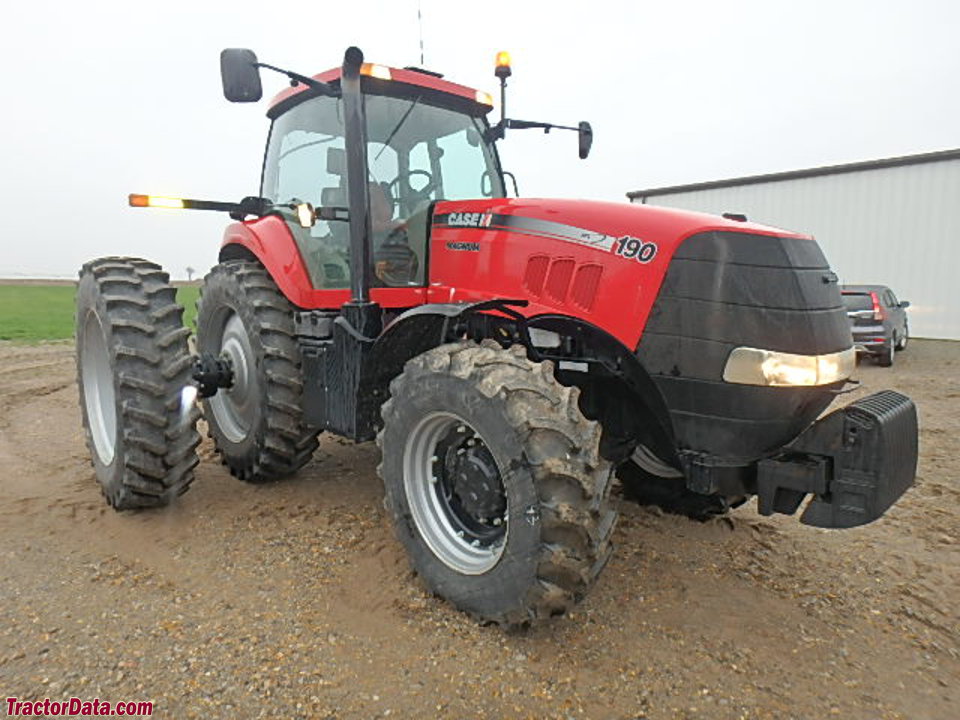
top-left (379, 341), bottom-right (616, 626)
top-left (196, 261), bottom-right (319, 482)
top-left (877, 340), bottom-right (895, 367)
top-left (75, 257), bottom-right (200, 509)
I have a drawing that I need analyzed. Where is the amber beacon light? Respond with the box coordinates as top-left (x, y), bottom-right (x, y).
top-left (495, 51), bottom-right (512, 79)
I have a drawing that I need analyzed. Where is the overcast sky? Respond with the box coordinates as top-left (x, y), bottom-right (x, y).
top-left (2, 0), bottom-right (957, 278)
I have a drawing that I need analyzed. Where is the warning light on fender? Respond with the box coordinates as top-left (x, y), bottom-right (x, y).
top-left (129, 194), bottom-right (185, 209)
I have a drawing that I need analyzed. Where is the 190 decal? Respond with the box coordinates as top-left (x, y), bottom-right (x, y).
top-left (613, 236), bottom-right (657, 263)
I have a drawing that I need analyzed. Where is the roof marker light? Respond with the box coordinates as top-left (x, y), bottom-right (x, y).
top-left (361, 63), bottom-right (392, 80)
top-left (476, 90), bottom-right (493, 106)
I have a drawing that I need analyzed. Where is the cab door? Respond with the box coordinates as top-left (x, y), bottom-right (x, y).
top-left (256, 94), bottom-right (427, 310)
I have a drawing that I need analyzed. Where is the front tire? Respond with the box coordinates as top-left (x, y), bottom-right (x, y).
top-left (196, 261), bottom-right (319, 482)
top-left (379, 341), bottom-right (616, 626)
top-left (75, 257), bottom-right (200, 509)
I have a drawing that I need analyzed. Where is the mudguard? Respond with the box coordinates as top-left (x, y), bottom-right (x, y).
top-left (368, 303), bottom-right (677, 465)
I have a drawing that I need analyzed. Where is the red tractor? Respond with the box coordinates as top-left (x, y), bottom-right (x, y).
top-left (75, 47), bottom-right (918, 625)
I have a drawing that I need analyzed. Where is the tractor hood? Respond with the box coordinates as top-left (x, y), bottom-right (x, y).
top-left (433, 197), bottom-right (805, 249)
top-left (429, 197), bottom-right (853, 465)
top-left (428, 197), bottom-right (810, 349)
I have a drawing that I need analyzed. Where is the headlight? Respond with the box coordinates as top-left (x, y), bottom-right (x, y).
top-left (723, 346), bottom-right (855, 387)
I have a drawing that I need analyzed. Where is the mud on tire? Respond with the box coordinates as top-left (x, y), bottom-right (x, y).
top-left (196, 260), bottom-right (319, 482)
top-left (75, 257), bottom-right (201, 509)
top-left (378, 341), bottom-right (616, 626)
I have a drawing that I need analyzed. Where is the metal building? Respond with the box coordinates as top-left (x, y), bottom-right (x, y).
top-left (627, 149), bottom-right (960, 340)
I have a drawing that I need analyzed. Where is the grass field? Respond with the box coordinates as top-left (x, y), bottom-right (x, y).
top-left (0, 284), bottom-right (200, 341)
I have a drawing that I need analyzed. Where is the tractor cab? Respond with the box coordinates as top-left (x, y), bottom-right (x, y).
top-left (260, 65), bottom-right (506, 290)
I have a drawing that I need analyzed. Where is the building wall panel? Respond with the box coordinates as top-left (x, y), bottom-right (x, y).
top-left (633, 159), bottom-right (960, 340)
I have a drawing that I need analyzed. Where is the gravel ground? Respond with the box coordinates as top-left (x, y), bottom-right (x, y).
top-left (0, 339), bottom-right (956, 719)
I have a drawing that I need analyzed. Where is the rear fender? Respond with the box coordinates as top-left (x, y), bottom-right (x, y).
top-left (220, 218), bottom-right (314, 307)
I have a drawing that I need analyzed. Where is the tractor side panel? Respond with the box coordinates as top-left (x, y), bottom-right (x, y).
top-left (425, 198), bottom-right (792, 348)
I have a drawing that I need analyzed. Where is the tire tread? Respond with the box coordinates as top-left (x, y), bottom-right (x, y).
top-left (76, 256), bottom-right (200, 509)
top-left (379, 340), bottom-right (616, 627)
top-left (197, 261), bottom-right (319, 483)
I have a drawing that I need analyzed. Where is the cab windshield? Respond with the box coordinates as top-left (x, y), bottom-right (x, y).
top-left (261, 92), bottom-right (504, 289)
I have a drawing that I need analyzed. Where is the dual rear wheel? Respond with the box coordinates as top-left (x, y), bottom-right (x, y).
top-left (76, 258), bottom-right (318, 509)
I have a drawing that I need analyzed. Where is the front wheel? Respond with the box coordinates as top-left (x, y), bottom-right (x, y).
top-left (379, 342), bottom-right (616, 626)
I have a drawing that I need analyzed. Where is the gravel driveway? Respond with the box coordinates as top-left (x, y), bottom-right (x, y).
top-left (0, 339), bottom-right (956, 719)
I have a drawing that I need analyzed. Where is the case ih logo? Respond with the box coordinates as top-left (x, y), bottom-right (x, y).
top-left (446, 212), bottom-right (494, 228)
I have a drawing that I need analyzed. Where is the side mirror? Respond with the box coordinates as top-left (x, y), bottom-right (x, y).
top-left (220, 48), bottom-right (262, 103)
top-left (578, 121), bottom-right (593, 159)
top-left (900, 301), bottom-right (911, 309)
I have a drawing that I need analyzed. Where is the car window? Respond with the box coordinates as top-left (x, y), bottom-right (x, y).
top-left (842, 294), bottom-right (872, 312)
top-left (887, 290), bottom-right (899, 306)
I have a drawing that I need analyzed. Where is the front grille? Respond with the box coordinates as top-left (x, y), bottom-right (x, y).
top-left (637, 230), bottom-right (853, 461)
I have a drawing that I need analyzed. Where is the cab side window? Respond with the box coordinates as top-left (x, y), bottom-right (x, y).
top-left (262, 99), bottom-right (351, 289)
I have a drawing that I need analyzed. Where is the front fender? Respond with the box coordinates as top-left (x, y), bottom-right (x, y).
top-left (368, 304), bottom-right (677, 465)
top-left (368, 303), bottom-right (485, 390)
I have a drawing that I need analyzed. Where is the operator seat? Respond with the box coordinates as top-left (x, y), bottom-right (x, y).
top-left (369, 181), bottom-right (401, 234)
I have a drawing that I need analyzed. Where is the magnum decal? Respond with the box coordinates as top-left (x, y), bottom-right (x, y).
top-left (445, 241), bottom-right (481, 252)
top-left (433, 212), bottom-right (659, 263)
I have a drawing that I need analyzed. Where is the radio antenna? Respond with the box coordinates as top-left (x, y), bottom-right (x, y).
top-left (417, 1), bottom-right (425, 66)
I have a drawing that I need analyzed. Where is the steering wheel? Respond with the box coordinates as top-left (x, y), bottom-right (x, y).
top-left (388, 169), bottom-right (437, 209)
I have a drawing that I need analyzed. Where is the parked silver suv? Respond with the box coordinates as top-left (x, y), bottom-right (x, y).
top-left (841, 285), bottom-right (910, 367)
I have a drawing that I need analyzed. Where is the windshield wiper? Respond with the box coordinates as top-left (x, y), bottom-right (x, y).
top-left (376, 95), bottom-right (422, 161)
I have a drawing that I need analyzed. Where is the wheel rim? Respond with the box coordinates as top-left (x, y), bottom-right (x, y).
top-left (403, 412), bottom-right (508, 575)
top-left (207, 312), bottom-right (257, 443)
top-left (81, 310), bottom-right (117, 466)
